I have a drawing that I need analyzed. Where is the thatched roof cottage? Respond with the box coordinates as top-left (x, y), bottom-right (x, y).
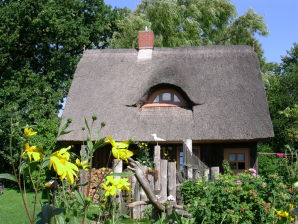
top-left (60, 30), bottom-right (274, 173)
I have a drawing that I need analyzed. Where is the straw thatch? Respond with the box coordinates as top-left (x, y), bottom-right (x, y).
top-left (59, 45), bottom-right (274, 142)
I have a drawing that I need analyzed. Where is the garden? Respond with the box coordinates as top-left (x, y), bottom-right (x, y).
top-left (0, 117), bottom-right (298, 224)
top-left (0, 0), bottom-right (298, 223)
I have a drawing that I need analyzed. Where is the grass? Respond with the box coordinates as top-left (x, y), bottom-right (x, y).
top-left (0, 188), bottom-right (41, 224)
top-left (0, 188), bottom-right (152, 224)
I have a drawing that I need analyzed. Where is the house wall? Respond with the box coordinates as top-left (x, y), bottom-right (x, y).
top-left (200, 142), bottom-right (257, 172)
top-left (73, 141), bottom-right (257, 171)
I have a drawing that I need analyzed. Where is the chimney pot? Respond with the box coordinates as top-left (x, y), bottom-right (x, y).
top-left (138, 30), bottom-right (154, 49)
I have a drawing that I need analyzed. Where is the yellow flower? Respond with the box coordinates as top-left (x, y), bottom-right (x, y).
top-left (115, 178), bottom-right (131, 191)
top-left (22, 143), bottom-right (44, 162)
top-left (49, 146), bottom-right (78, 184)
top-left (75, 158), bottom-right (90, 170)
top-left (276, 210), bottom-right (289, 218)
top-left (102, 184), bottom-right (117, 197)
top-left (24, 127), bottom-right (37, 137)
top-left (197, 180), bottom-right (202, 185)
top-left (102, 176), bottom-right (131, 197)
top-left (106, 136), bottom-right (133, 162)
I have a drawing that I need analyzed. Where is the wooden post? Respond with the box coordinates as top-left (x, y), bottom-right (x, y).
top-left (183, 139), bottom-right (193, 179)
top-left (131, 175), bottom-right (140, 219)
top-left (113, 159), bottom-right (123, 210)
top-left (160, 159), bottom-right (168, 201)
top-left (210, 167), bottom-right (220, 180)
top-left (113, 159), bottom-right (123, 177)
top-left (203, 168), bottom-right (210, 181)
top-left (167, 162), bottom-right (176, 201)
top-left (139, 166), bottom-right (148, 218)
top-left (154, 145), bottom-right (161, 194)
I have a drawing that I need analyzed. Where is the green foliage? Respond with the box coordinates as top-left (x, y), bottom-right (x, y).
top-left (258, 145), bottom-right (298, 186)
top-left (262, 43), bottom-right (298, 151)
top-left (222, 159), bottom-right (233, 175)
top-left (180, 172), bottom-right (296, 224)
top-left (135, 142), bottom-right (154, 168)
top-left (0, 0), bottom-right (125, 173)
top-left (110, 0), bottom-right (268, 63)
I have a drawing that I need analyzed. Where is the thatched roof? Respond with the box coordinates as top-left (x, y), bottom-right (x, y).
top-left (59, 45), bottom-right (274, 142)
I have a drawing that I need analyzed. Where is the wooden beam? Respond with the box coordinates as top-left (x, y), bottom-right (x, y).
top-left (210, 167), bottom-right (219, 180)
top-left (167, 162), bottom-right (176, 201)
top-left (131, 175), bottom-right (140, 219)
top-left (160, 160), bottom-right (168, 201)
top-left (128, 158), bottom-right (165, 212)
top-left (183, 139), bottom-right (193, 179)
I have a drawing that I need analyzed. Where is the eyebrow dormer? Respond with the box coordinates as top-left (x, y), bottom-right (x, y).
top-left (143, 88), bottom-right (188, 107)
top-left (141, 84), bottom-right (193, 108)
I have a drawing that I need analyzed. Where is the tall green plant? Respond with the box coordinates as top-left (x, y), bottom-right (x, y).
top-left (0, 117), bottom-right (133, 224)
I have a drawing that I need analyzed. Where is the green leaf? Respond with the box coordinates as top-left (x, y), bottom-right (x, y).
top-left (94, 138), bottom-right (107, 151)
top-left (84, 118), bottom-right (91, 134)
top-left (74, 190), bottom-right (85, 206)
top-left (19, 161), bottom-right (27, 173)
top-left (57, 216), bottom-right (66, 224)
top-left (73, 182), bottom-right (88, 188)
top-left (59, 130), bottom-right (72, 136)
top-left (87, 140), bottom-right (93, 151)
top-left (107, 172), bottom-right (134, 177)
top-left (41, 156), bottom-right (50, 168)
top-left (0, 173), bottom-right (18, 183)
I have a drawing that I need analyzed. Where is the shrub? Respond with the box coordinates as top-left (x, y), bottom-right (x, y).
top-left (180, 172), bottom-right (295, 224)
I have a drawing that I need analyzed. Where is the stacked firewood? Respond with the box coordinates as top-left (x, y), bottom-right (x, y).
top-left (84, 168), bottom-right (111, 199)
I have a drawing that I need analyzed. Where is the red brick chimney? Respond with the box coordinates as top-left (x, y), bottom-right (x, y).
top-left (138, 30), bottom-right (154, 49)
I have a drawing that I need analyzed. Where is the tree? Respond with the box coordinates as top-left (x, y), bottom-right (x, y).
top-left (0, 0), bottom-right (125, 172)
top-left (262, 43), bottom-right (298, 151)
top-left (110, 0), bottom-right (268, 64)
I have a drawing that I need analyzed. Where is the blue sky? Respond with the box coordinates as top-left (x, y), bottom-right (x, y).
top-left (104, 0), bottom-right (298, 63)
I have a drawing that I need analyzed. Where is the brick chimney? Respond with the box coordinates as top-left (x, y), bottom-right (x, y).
top-left (138, 30), bottom-right (154, 49)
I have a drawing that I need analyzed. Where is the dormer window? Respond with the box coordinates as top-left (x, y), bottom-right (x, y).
top-left (143, 88), bottom-right (188, 107)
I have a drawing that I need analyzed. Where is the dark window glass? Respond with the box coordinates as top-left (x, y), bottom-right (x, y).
top-left (238, 162), bottom-right (245, 169)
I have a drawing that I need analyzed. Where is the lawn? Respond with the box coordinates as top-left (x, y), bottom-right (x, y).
top-left (0, 188), bottom-right (41, 224)
top-left (0, 188), bottom-right (151, 224)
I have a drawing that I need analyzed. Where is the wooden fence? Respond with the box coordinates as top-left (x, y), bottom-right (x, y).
top-left (111, 142), bottom-right (220, 219)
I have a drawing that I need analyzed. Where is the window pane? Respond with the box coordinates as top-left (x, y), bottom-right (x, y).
top-left (180, 151), bottom-right (184, 170)
top-left (174, 94), bottom-right (180, 102)
top-left (153, 95), bottom-right (160, 102)
top-left (237, 153), bottom-right (245, 161)
top-left (229, 153), bottom-right (236, 161)
top-left (162, 93), bottom-right (171, 101)
top-left (238, 162), bottom-right (245, 169)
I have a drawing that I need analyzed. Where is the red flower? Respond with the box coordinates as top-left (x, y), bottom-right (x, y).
top-left (276, 153), bottom-right (285, 158)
